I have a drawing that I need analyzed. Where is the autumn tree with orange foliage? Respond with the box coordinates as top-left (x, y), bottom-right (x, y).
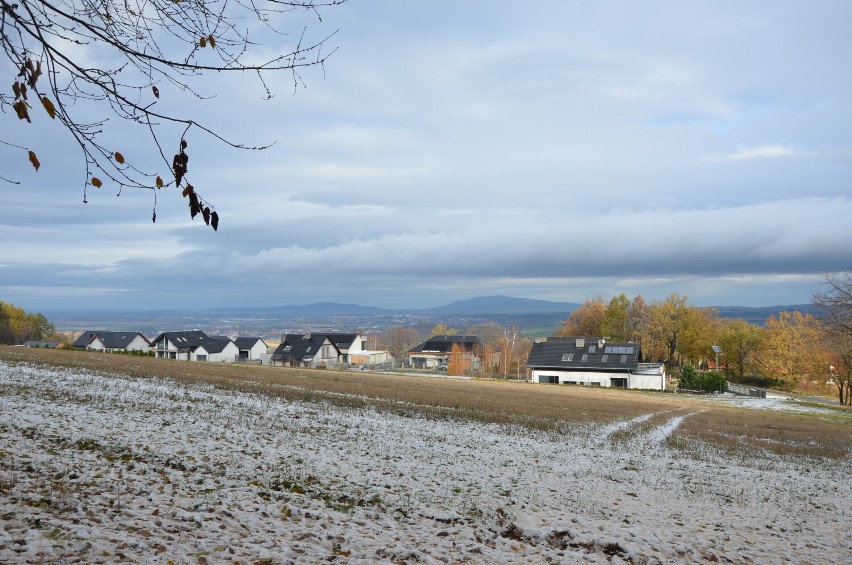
top-left (556, 298), bottom-right (606, 338)
top-left (756, 311), bottom-right (828, 386)
top-left (447, 343), bottom-right (466, 376)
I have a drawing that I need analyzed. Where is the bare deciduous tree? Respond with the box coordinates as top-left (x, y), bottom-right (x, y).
top-left (1, 0), bottom-right (344, 226)
top-left (814, 271), bottom-right (852, 404)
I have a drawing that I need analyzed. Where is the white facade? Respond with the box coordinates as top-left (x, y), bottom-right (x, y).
top-left (530, 365), bottom-right (665, 390)
top-left (310, 338), bottom-right (340, 367)
top-left (194, 341), bottom-right (240, 363)
top-left (85, 334), bottom-right (150, 352)
top-left (243, 340), bottom-right (267, 361)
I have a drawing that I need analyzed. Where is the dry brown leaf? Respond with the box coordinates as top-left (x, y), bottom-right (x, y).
top-left (155, 176), bottom-right (164, 188)
top-left (91, 177), bottom-right (103, 188)
top-left (114, 151), bottom-right (125, 164)
top-left (41, 97), bottom-right (56, 119)
top-left (199, 36), bottom-right (207, 48)
top-left (152, 85), bottom-right (160, 99)
top-left (208, 35), bottom-right (216, 48)
top-left (28, 150), bottom-right (40, 171)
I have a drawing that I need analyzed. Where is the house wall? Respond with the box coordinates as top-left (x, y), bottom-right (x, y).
top-left (349, 351), bottom-right (391, 366)
top-left (530, 369), bottom-right (664, 390)
top-left (87, 337), bottom-right (106, 351)
top-left (125, 335), bottom-right (150, 352)
top-left (309, 340), bottom-right (340, 367)
top-left (206, 342), bottom-right (239, 363)
top-left (248, 341), bottom-right (267, 360)
top-left (155, 338), bottom-right (187, 360)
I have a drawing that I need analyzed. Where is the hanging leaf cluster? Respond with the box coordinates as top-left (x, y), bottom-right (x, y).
top-left (173, 140), bottom-right (218, 231)
top-left (182, 184), bottom-right (219, 231)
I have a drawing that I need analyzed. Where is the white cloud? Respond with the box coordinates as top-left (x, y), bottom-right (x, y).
top-left (703, 145), bottom-right (808, 162)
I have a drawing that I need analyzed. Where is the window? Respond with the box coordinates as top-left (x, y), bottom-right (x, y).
top-left (601, 355), bottom-right (608, 363)
top-left (588, 344), bottom-right (597, 353)
top-left (621, 355), bottom-right (627, 364)
top-left (581, 354), bottom-right (588, 362)
top-left (197, 354), bottom-right (207, 361)
top-left (604, 345), bottom-right (634, 355)
top-left (561, 354), bottom-right (574, 362)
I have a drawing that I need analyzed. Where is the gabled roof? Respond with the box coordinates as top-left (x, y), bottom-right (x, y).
top-left (150, 330), bottom-right (209, 350)
top-left (234, 337), bottom-right (266, 350)
top-left (73, 331), bottom-right (149, 349)
top-left (321, 333), bottom-right (359, 350)
top-left (527, 337), bottom-right (641, 371)
top-left (408, 335), bottom-right (489, 354)
top-left (271, 333), bottom-right (338, 362)
top-left (200, 337), bottom-right (235, 354)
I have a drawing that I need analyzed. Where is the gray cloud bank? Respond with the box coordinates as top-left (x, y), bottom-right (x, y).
top-left (2, 1), bottom-right (851, 310)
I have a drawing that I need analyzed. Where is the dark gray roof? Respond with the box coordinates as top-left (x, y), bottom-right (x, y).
top-left (73, 331), bottom-right (149, 349)
top-left (408, 335), bottom-right (489, 354)
top-left (271, 333), bottom-right (339, 362)
top-left (234, 337), bottom-right (266, 350)
top-left (202, 337), bottom-right (235, 354)
top-left (527, 337), bottom-right (641, 372)
top-left (150, 330), bottom-right (209, 350)
top-left (322, 333), bottom-right (359, 349)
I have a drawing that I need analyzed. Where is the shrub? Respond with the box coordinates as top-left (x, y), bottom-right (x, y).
top-left (679, 364), bottom-right (727, 393)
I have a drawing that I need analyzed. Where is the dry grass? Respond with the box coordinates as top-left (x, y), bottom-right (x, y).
top-left (669, 405), bottom-right (852, 460)
top-left (3, 346), bottom-right (850, 461)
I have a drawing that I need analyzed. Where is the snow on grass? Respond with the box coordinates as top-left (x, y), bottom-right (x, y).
top-left (1, 361), bottom-right (850, 563)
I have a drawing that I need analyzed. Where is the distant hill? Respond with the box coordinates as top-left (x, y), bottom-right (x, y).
top-left (423, 295), bottom-right (579, 315)
top-left (714, 304), bottom-right (822, 326)
top-left (266, 302), bottom-right (389, 316)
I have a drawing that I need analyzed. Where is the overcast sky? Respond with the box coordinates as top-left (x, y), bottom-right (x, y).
top-left (2, 0), bottom-right (851, 312)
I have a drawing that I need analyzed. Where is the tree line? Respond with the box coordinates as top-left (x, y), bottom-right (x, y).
top-left (376, 272), bottom-right (852, 405)
top-left (0, 301), bottom-right (55, 345)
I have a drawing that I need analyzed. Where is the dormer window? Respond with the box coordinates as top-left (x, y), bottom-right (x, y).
top-left (562, 354), bottom-right (574, 362)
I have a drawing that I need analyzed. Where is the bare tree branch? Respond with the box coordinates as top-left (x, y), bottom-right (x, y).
top-left (1, 0), bottom-right (345, 227)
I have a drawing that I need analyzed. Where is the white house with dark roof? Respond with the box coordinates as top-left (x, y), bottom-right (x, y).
top-left (407, 335), bottom-right (494, 371)
top-left (270, 333), bottom-right (341, 367)
top-left (193, 337), bottom-right (240, 363)
top-left (73, 331), bottom-right (150, 352)
top-left (150, 330), bottom-right (240, 362)
top-left (527, 337), bottom-right (666, 390)
top-left (234, 337), bottom-right (268, 362)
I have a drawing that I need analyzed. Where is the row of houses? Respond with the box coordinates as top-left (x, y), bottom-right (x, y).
top-left (35, 329), bottom-right (667, 390)
top-left (70, 330), bottom-right (268, 363)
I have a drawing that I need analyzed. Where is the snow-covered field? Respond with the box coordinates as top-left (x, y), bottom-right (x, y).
top-left (1, 361), bottom-right (849, 564)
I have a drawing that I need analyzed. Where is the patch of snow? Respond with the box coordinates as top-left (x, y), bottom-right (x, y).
top-left (0, 361), bottom-right (849, 563)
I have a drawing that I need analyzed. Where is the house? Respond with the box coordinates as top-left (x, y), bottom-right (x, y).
top-left (234, 337), bottom-right (268, 363)
top-left (316, 333), bottom-right (366, 364)
top-left (193, 337), bottom-right (240, 363)
top-left (21, 340), bottom-right (63, 349)
top-left (73, 331), bottom-right (150, 352)
top-left (270, 333), bottom-right (340, 367)
top-left (150, 330), bottom-right (239, 362)
top-left (526, 337), bottom-right (665, 390)
top-left (407, 335), bottom-right (494, 371)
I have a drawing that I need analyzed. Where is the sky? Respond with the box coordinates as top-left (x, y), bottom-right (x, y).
top-left (2, 0), bottom-right (851, 312)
